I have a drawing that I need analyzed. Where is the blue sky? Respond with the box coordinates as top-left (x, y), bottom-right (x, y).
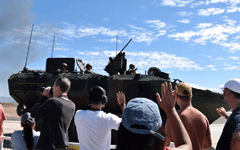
top-left (1, 0), bottom-right (240, 97)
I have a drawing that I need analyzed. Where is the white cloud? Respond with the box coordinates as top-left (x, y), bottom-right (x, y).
top-left (219, 42), bottom-right (240, 53)
top-left (229, 56), bottom-right (239, 60)
top-left (178, 19), bottom-right (190, 24)
top-left (77, 51), bottom-right (85, 55)
top-left (90, 52), bottom-right (100, 55)
top-left (54, 46), bottom-right (69, 51)
top-left (198, 8), bottom-right (225, 16)
top-left (140, 6), bottom-right (147, 10)
top-left (224, 19), bottom-right (236, 26)
top-left (211, 68), bottom-right (218, 71)
top-left (161, 0), bottom-right (193, 7)
top-left (76, 50), bottom-right (203, 71)
top-left (128, 25), bottom-right (145, 31)
top-left (177, 11), bottom-right (194, 16)
top-left (74, 26), bottom-right (127, 38)
top-left (161, 0), bottom-right (176, 6)
top-left (227, 43), bottom-right (240, 53)
top-left (207, 65), bottom-right (215, 68)
top-left (156, 30), bottom-right (167, 36)
top-left (168, 31), bottom-right (198, 42)
top-left (209, 0), bottom-right (240, 13)
top-left (190, 1), bottom-right (205, 8)
top-left (60, 20), bottom-right (167, 45)
top-left (212, 8), bottom-right (225, 15)
top-left (216, 57), bottom-right (224, 60)
top-left (97, 38), bottom-right (122, 43)
top-left (168, 22), bottom-right (240, 52)
top-left (60, 22), bottom-right (167, 45)
top-left (233, 36), bottom-right (240, 40)
top-left (195, 23), bottom-right (212, 29)
top-left (146, 52), bottom-right (204, 70)
top-left (144, 20), bottom-right (166, 30)
top-left (205, 0), bottom-right (210, 5)
top-left (223, 66), bottom-right (239, 70)
top-left (207, 65), bottom-right (218, 71)
top-left (211, 0), bottom-right (240, 4)
top-left (127, 52), bottom-right (151, 57)
top-left (226, 5), bottom-right (240, 13)
top-left (210, 0), bottom-right (229, 3)
top-left (130, 31), bottom-right (156, 45)
top-left (103, 18), bottom-right (109, 22)
top-left (189, 83), bottom-right (220, 92)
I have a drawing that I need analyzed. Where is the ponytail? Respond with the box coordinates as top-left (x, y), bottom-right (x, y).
top-left (23, 122), bottom-right (33, 150)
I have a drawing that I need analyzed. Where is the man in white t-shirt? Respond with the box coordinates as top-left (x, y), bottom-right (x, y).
top-left (74, 86), bottom-right (126, 150)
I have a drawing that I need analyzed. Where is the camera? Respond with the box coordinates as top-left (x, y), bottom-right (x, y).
top-left (40, 86), bottom-right (53, 95)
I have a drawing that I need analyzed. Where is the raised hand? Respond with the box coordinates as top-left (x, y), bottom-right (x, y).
top-left (116, 91), bottom-right (126, 112)
top-left (216, 107), bottom-right (228, 119)
top-left (156, 82), bottom-right (177, 114)
top-left (42, 86), bottom-right (52, 98)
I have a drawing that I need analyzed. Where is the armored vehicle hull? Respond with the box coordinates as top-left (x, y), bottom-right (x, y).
top-left (8, 69), bottom-right (230, 123)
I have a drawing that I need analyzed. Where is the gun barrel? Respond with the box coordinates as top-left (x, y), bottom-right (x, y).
top-left (118, 38), bottom-right (132, 55)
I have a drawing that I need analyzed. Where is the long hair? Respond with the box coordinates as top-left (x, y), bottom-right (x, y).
top-left (23, 121), bottom-right (33, 150)
top-left (117, 123), bottom-right (165, 150)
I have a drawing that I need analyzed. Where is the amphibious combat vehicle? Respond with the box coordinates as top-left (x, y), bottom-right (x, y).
top-left (8, 38), bottom-right (230, 142)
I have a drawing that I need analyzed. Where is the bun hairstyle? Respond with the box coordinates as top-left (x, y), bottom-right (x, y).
top-left (87, 86), bottom-right (108, 105)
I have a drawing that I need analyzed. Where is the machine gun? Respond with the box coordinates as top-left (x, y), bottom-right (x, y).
top-left (104, 38), bottom-right (132, 76)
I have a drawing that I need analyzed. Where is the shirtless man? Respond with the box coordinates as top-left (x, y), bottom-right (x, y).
top-left (165, 82), bottom-right (212, 150)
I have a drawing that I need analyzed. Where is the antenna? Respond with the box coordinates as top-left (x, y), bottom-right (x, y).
top-left (116, 36), bottom-right (118, 56)
top-left (51, 36), bottom-right (55, 58)
top-left (24, 24), bottom-right (34, 70)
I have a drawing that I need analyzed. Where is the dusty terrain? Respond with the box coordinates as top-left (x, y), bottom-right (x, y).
top-left (0, 103), bottom-right (21, 135)
top-left (1, 103), bottom-right (19, 118)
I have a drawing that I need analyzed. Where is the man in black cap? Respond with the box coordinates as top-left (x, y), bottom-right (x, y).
top-left (74, 87), bottom-right (125, 150)
top-left (57, 63), bottom-right (68, 73)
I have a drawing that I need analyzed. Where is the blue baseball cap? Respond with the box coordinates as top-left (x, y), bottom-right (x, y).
top-left (122, 98), bottom-right (164, 141)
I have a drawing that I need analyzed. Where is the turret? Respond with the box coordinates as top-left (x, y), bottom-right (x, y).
top-left (104, 39), bottom-right (132, 76)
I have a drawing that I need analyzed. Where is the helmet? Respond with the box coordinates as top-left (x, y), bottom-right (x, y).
top-left (62, 63), bottom-right (67, 67)
top-left (87, 86), bottom-right (108, 105)
top-left (130, 64), bottom-right (135, 68)
top-left (86, 63), bottom-right (92, 69)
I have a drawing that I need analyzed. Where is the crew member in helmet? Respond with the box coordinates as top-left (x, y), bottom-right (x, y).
top-left (84, 63), bottom-right (94, 74)
top-left (74, 87), bottom-right (126, 150)
top-left (57, 63), bottom-right (68, 73)
top-left (127, 64), bottom-right (137, 75)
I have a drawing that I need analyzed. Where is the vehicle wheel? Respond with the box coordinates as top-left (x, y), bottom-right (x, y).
top-left (17, 103), bottom-right (24, 116)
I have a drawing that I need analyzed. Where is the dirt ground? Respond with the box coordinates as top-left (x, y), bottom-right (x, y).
top-left (1, 103), bottom-right (19, 118)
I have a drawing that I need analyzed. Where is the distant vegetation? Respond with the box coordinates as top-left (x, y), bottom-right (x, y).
top-left (0, 97), bottom-right (16, 103)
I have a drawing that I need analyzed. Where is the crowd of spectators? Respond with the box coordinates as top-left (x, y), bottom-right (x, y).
top-left (1, 77), bottom-right (240, 150)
